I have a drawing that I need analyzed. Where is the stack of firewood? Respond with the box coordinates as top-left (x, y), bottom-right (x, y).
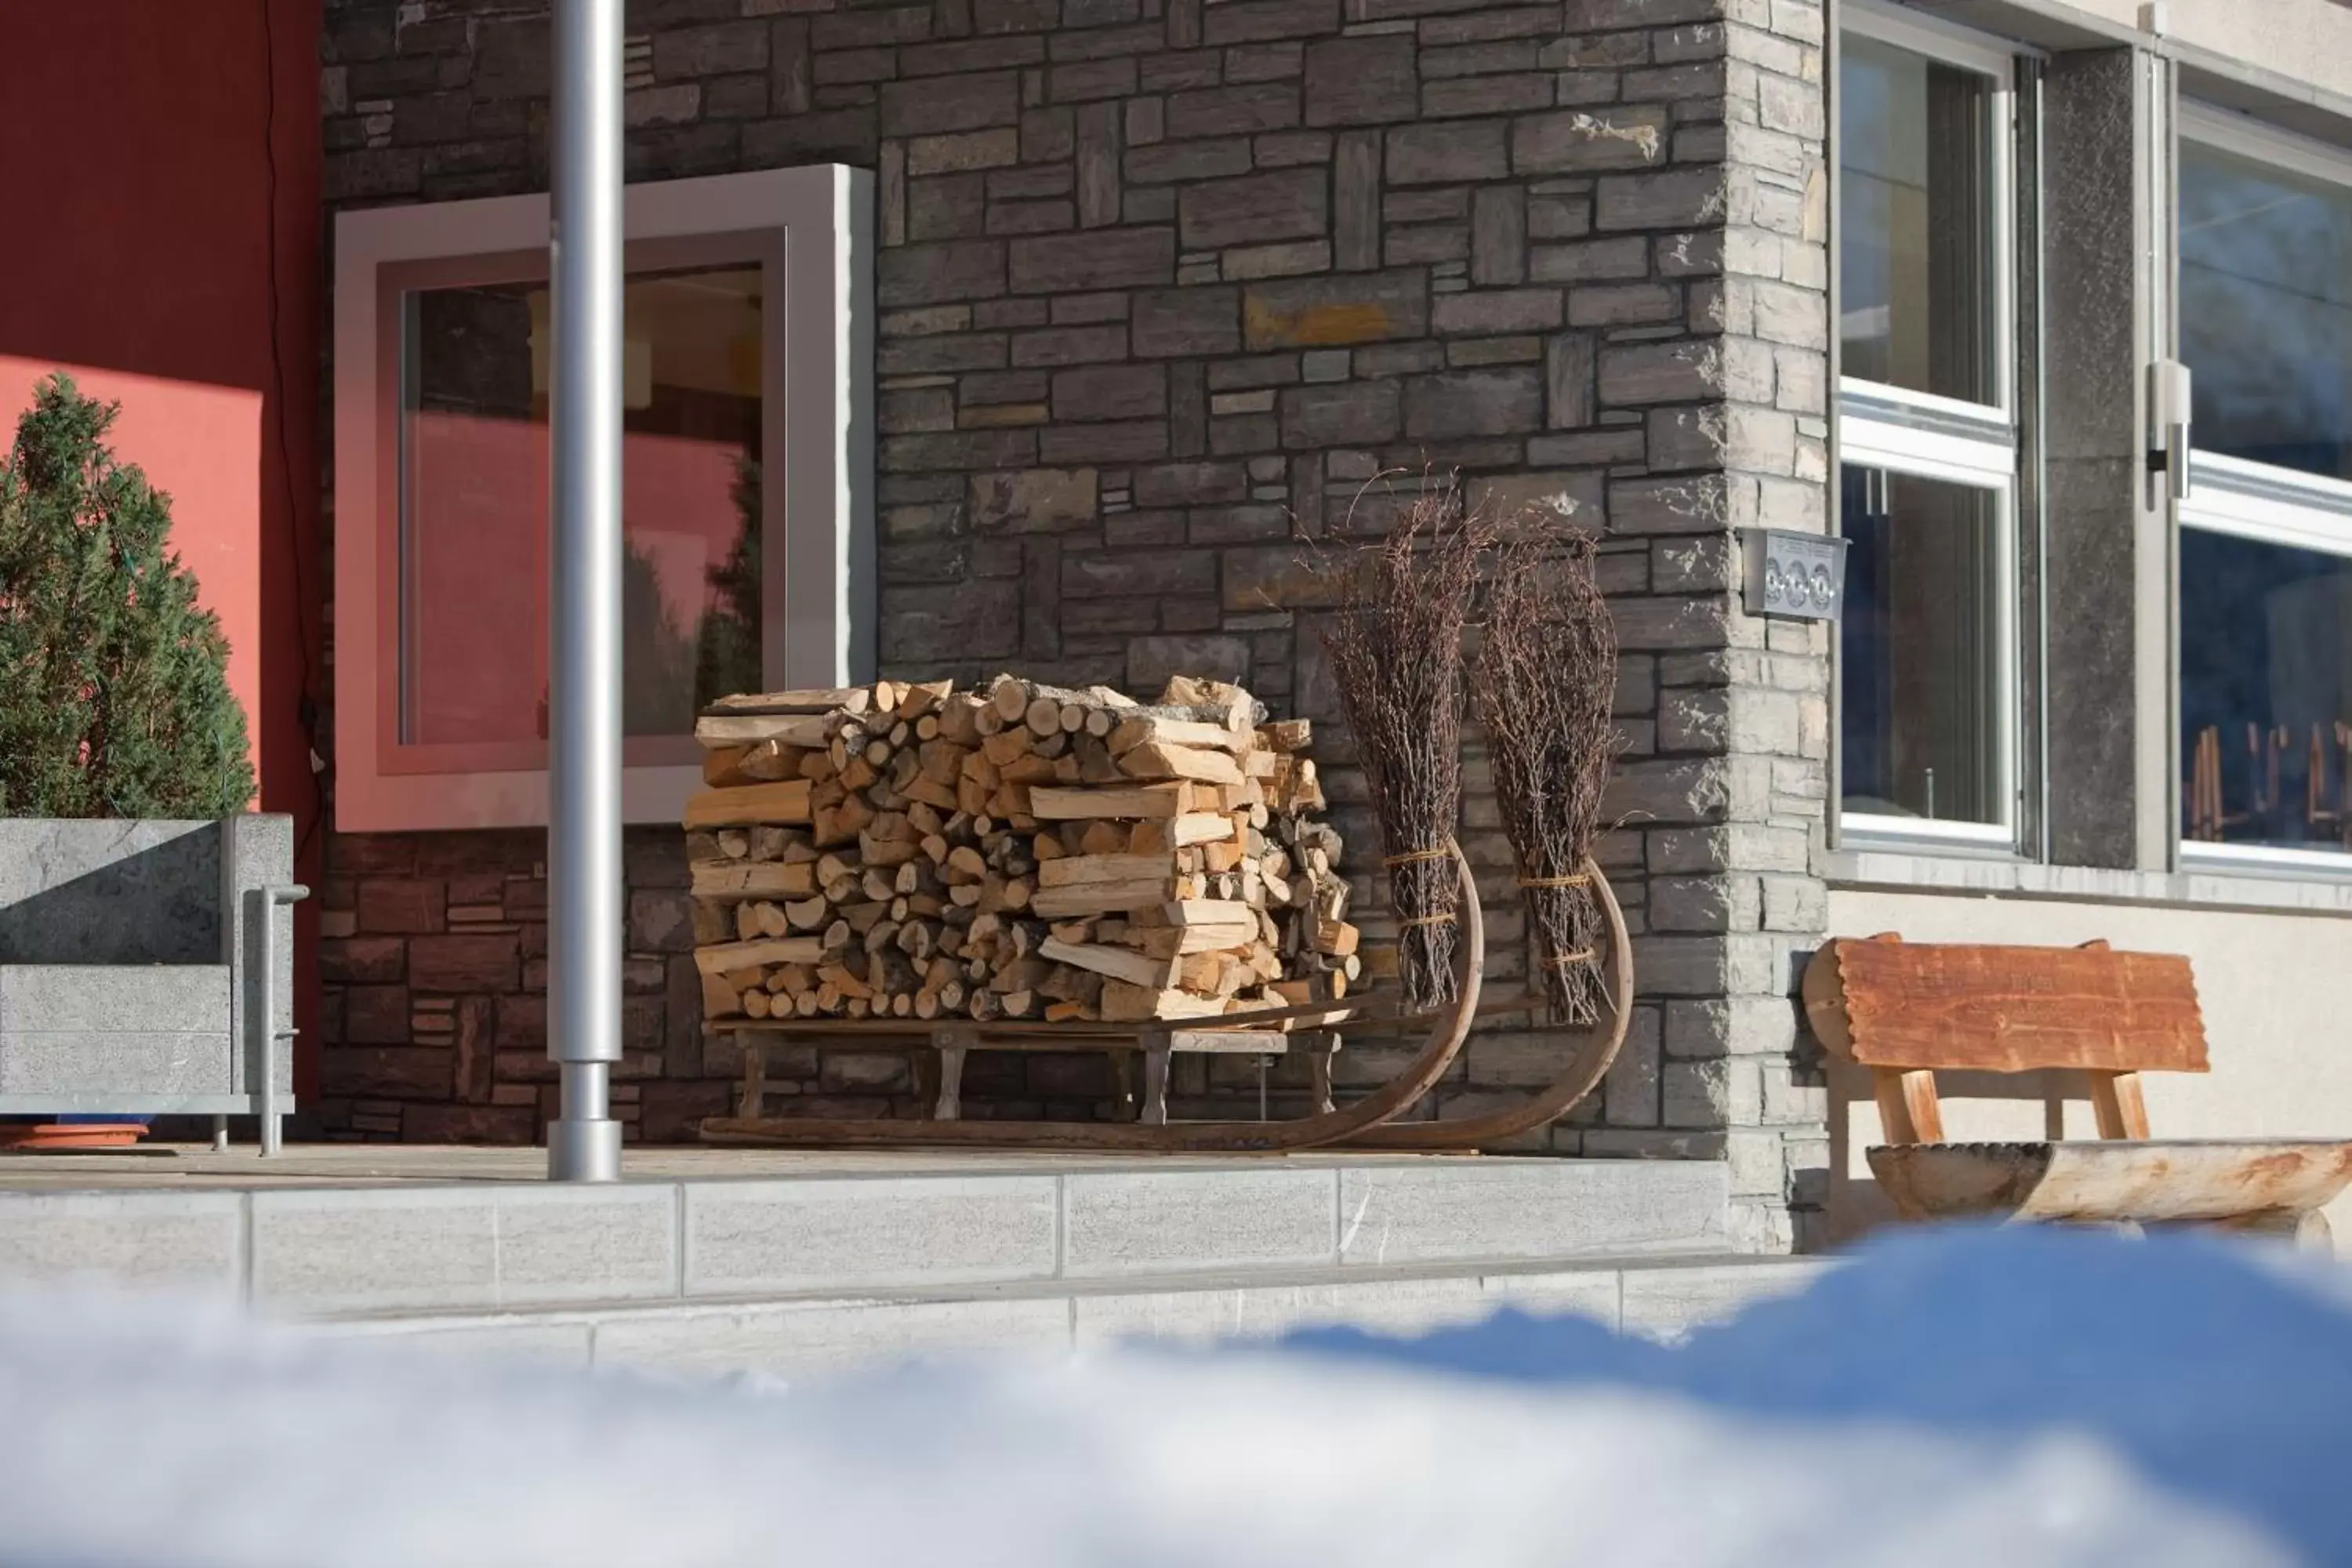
top-left (685, 674), bottom-right (1359, 1025)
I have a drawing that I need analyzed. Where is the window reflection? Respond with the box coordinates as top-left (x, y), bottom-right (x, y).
top-left (2180, 530), bottom-right (2352, 855)
top-left (2180, 140), bottom-right (2352, 482)
top-left (1838, 34), bottom-right (1998, 405)
top-left (1840, 465), bottom-right (2005, 826)
top-left (397, 267), bottom-right (764, 749)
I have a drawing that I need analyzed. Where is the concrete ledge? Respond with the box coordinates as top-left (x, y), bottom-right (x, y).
top-left (0, 1190), bottom-right (245, 1294)
top-left (308, 1254), bottom-right (1836, 1378)
top-left (1062, 1167), bottom-right (1335, 1280)
top-left (251, 1185), bottom-right (681, 1313)
top-left (1336, 1160), bottom-right (1730, 1266)
top-left (0, 1156), bottom-right (1740, 1320)
top-left (590, 1295), bottom-right (1076, 1379)
top-left (684, 1175), bottom-right (1058, 1297)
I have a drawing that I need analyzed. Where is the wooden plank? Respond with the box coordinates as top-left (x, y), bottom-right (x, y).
top-left (1160, 898), bottom-right (1258, 927)
top-left (703, 1017), bottom-right (1297, 1051)
top-left (1169, 811), bottom-right (1236, 847)
top-left (1036, 852), bottom-right (1178, 889)
top-left (695, 713), bottom-right (835, 748)
top-left (1037, 936), bottom-right (1180, 989)
top-left (1258, 718), bottom-right (1312, 752)
top-left (682, 780), bottom-right (814, 827)
top-left (1123, 921), bottom-right (1258, 958)
top-left (692, 935), bottom-right (826, 975)
top-left (1107, 715), bottom-right (1248, 755)
top-left (1116, 741), bottom-right (1245, 785)
top-left (1101, 982), bottom-right (1229, 1022)
top-left (690, 860), bottom-right (815, 899)
top-left (1029, 783), bottom-right (1192, 819)
top-left (1028, 880), bottom-right (1181, 918)
top-left (1804, 938), bottom-right (2209, 1075)
top-left (705, 687), bottom-right (870, 716)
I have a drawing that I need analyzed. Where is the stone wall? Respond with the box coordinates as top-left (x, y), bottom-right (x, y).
top-left (314, 0), bottom-right (1831, 1245)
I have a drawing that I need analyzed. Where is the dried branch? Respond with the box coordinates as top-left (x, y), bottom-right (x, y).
top-left (1472, 533), bottom-right (1621, 1023)
top-left (1317, 475), bottom-right (1490, 1009)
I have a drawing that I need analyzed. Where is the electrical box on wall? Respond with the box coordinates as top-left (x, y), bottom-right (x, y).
top-left (1741, 528), bottom-right (1847, 622)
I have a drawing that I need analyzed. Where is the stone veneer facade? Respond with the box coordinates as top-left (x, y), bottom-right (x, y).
top-left (315, 0), bottom-right (1831, 1249)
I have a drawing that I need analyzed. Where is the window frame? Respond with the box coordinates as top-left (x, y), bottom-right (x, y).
top-left (1834, 1), bottom-right (2026, 853)
top-left (2176, 103), bottom-right (2352, 877)
top-left (332, 165), bottom-right (874, 833)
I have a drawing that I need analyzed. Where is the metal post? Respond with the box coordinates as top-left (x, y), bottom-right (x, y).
top-left (546, 0), bottom-right (625, 1182)
top-left (252, 884), bottom-right (308, 1157)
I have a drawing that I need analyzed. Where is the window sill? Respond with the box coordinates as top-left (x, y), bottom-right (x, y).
top-left (1820, 845), bottom-right (2352, 920)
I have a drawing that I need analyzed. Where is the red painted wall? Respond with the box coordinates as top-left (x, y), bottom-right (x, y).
top-left (0, 0), bottom-right (325, 1096)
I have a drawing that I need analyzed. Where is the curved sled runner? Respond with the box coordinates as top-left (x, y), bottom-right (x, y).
top-left (1339, 856), bottom-right (1631, 1152)
top-left (699, 843), bottom-right (1486, 1153)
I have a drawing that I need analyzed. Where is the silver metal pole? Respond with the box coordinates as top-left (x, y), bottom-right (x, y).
top-left (252, 883), bottom-right (308, 1157)
top-left (546, 0), bottom-right (624, 1182)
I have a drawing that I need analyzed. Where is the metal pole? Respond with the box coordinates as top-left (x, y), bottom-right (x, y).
top-left (255, 884), bottom-right (308, 1158)
top-left (546, 0), bottom-right (624, 1182)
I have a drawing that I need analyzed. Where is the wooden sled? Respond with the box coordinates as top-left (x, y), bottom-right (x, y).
top-left (699, 841), bottom-right (1486, 1153)
top-left (1340, 856), bottom-right (1632, 1152)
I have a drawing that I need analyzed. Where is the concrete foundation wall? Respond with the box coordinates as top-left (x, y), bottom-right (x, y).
top-left (1822, 885), bottom-right (2352, 1245)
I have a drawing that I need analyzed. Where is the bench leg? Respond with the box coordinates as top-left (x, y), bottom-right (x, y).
top-left (211, 1116), bottom-right (230, 1154)
top-left (2089, 1070), bottom-right (2151, 1140)
top-left (1141, 1037), bottom-right (1171, 1127)
top-left (935, 1046), bottom-right (967, 1121)
top-left (1309, 1036), bottom-right (1336, 1116)
top-left (1112, 1051), bottom-right (1138, 1122)
top-left (1873, 1069), bottom-right (1944, 1143)
top-left (739, 1034), bottom-right (767, 1120)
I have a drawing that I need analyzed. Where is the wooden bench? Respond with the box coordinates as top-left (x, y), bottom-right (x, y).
top-left (723, 1018), bottom-right (1341, 1126)
top-left (1802, 934), bottom-right (2352, 1249)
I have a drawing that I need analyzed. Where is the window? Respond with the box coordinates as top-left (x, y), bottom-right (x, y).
top-left (1837, 466), bottom-right (2006, 827)
top-left (333, 167), bottom-right (874, 831)
top-left (1835, 5), bottom-right (2020, 847)
top-left (2180, 108), bottom-right (2352, 868)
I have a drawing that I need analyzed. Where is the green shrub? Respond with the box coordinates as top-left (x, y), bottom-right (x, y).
top-left (0, 374), bottom-right (255, 818)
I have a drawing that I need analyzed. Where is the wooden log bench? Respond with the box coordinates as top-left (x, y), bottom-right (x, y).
top-left (1802, 934), bottom-right (2352, 1249)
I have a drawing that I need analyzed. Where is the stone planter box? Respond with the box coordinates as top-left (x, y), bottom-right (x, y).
top-left (0, 815), bottom-right (300, 1147)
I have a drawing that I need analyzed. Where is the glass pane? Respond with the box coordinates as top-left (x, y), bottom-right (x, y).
top-left (398, 266), bottom-right (764, 747)
top-left (1840, 465), bottom-right (2005, 826)
top-left (1838, 34), bottom-right (1998, 405)
top-left (2180, 139), bottom-right (2352, 482)
top-left (2180, 528), bottom-right (2352, 855)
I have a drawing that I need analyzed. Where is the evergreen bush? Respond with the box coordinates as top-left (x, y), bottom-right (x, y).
top-left (0, 375), bottom-right (255, 818)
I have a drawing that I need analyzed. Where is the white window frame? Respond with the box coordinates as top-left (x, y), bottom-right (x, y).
top-left (332, 165), bottom-right (874, 833)
top-left (1835, 2), bottom-right (2024, 852)
top-left (2177, 104), bottom-right (2352, 877)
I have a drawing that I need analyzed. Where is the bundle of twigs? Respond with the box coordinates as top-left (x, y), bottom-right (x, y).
top-left (1472, 533), bottom-right (1621, 1022)
top-left (1319, 480), bottom-right (1489, 1010)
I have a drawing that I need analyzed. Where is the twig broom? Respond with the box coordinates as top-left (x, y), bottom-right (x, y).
top-left (1319, 480), bottom-right (1489, 1011)
top-left (1472, 533), bottom-right (1621, 1023)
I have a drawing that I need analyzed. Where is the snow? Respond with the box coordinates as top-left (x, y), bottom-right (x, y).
top-left (2, 1226), bottom-right (2344, 1567)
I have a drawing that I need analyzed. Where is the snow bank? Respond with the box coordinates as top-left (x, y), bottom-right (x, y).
top-left (1286, 1225), bottom-right (2352, 1562)
top-left (0, 1227), bottom-right (2339, 1568)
